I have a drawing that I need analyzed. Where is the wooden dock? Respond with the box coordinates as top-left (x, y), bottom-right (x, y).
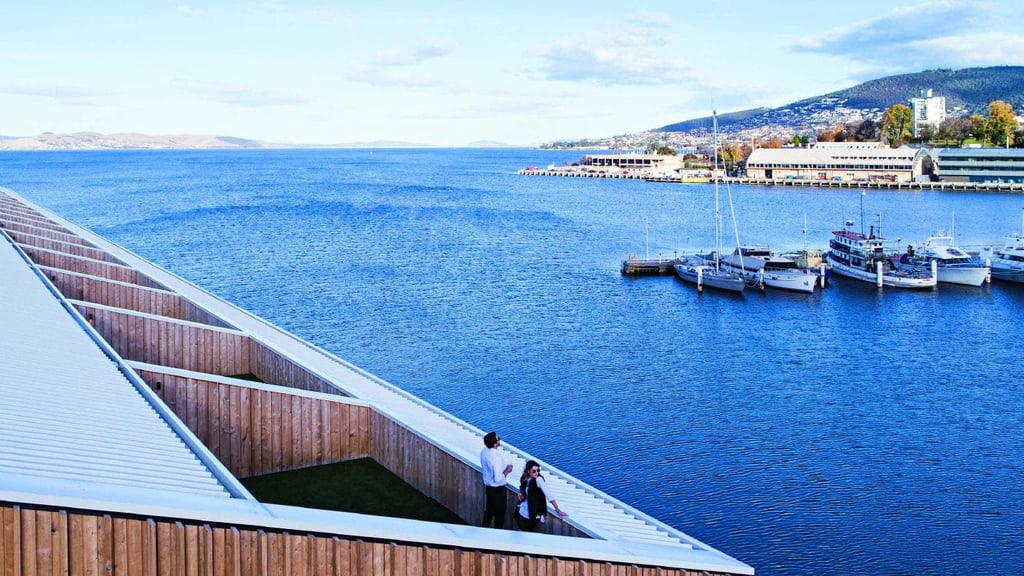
top-left (621, 254), bottom-right (681, 275)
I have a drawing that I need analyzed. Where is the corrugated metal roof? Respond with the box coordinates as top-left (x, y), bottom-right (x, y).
top-left (0, 233), bottom-right (236, 503)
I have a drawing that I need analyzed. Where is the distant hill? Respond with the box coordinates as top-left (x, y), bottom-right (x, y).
top-left (657, 66), bottom-right (1024, 136)
top-left (0, 132), bottom-right (283, 151)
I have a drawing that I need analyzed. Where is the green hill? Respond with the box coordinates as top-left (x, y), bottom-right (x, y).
top-left (658, 66), bottom-right (1024, 135)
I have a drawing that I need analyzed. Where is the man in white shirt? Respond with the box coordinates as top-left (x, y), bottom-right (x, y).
top-left (480, 431), bottom-right (513, 528)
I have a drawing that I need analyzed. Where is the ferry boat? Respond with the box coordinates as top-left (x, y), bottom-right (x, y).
top-left (826, 221), bottom-right (936, 289)
top-left (718, 245), bottom-right (820, 293)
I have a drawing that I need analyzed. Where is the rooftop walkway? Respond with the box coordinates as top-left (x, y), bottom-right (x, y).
top-left (0, 187), bottom-right (753, 575)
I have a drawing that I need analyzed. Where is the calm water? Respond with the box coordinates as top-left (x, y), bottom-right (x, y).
top-left (3, 149), bottom-right (1023, 576)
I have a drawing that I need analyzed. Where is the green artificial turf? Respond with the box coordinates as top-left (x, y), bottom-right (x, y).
top-left (241, 457), bottom-right (467, 524)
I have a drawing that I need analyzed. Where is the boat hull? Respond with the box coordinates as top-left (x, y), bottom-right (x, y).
top-left (936, 265), bottom-right (990, 286)
top-left (720, 264), bottom-right (818, 293)
top-left (826, 255), bottom-right (937, 289)
top-left (674, 263), bottom-right (745, 293)
top-left (989, 265), bottom-right (1024, 283)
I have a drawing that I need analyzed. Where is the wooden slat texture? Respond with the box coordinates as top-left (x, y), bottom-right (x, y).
top-left (1, 503), bottom-right (738, 576)
top-left (135, 369), bottom-right (372, 477)
top-left (249, 340), bottom-right (348, 396)
top-left (74, 303), bottom-right (250, 375)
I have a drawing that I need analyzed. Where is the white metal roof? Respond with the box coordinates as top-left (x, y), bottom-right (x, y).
top-left (0, 228), bottom-right (245, 506)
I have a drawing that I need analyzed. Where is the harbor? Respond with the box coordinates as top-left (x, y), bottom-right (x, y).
top-left (520, 166), bottom-right (1024, 192)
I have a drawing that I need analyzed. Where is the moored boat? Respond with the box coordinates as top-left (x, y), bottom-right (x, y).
top-left (896, 235), bottom-right (990, 286)
top-left (674, 256), bottom-right (746, 293)
top-left (985, 210), bottom-right (1024, 283)
top-left (826, 221), bottom-right (937, 289)
top-left (718, 245), bottom-right (819, 293)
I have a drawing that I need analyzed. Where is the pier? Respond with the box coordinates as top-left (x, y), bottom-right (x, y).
top-left (0, 187), bottom-right (753, 576)
top-left (621, 254), bottom-right (681, 275)
top-left (520, 167), bottom-right (1024, 192)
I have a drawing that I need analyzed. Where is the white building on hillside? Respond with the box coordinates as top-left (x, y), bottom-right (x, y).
top-left (909, 89), bottom-right (947, 137)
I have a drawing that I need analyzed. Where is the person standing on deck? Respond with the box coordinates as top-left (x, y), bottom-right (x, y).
top-left (480, 431), bottom-right (513, 528)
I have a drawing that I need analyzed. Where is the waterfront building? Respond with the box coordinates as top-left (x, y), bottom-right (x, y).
top-left (745, 142), bottom-right (929, 182)
top-left (909, 89), bottom-right (947, 138)
top-left (930, 147), bottom-right (1024, 183)
top-left (578, 152), bottom-right (684, 173)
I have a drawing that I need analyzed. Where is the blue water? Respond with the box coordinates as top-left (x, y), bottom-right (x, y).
top-left (3, 148), bottom-right (1023, 576)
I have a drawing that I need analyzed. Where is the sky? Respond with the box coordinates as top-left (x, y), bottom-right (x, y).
top-left (3, 0), bottom-right (1024, 147)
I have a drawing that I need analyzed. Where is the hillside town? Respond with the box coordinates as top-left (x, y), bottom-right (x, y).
top-left (528, 89), bottom-right (1024, 186)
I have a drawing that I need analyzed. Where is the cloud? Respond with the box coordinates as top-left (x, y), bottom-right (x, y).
top-left (346, 40), bottom-right (455, 87)
top-left (789, 0), bottom-right (1024, 72)
top-left (199, 87), bottom-right (313, 107)
top-left (0, 83), bottom-right (108, 105)
top-left (535, 12), bottom-right (696, 86)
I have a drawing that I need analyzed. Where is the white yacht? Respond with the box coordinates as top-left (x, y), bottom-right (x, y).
top-left (826, 221), bottom-right (937, 289)
top-left (897, 235), bottom-right (990, 286)
top-left (718, 245), bottom-right (819, 293)
top-left (985, 211), bottom-right (1024, 283)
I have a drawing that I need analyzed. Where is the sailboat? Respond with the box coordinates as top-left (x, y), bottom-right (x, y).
top-left (674, 112), bottom-right (746, 293)
top-left (718, 211), bottom-right (822, 294)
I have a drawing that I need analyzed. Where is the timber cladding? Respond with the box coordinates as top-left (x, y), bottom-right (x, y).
top-left (135, 368), bottom-right (371, 478)
top-left (25, 246), bottom-right (167, 289)
top-left (0, 504), bottom-right (715, 576)
top-left (370, 414), bottom-right (583, 538)
top-left (73, 302), bottom-right (250, 375)
top-left (42, 266), bottom-right (232, 328)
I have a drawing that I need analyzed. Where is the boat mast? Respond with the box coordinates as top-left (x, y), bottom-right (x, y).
top-left (712, 111), bottom-right (722, 271)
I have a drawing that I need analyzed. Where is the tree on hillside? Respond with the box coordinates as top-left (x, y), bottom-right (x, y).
top-left (655, 145), bottom-right (677, 155)
top-left (792, 134), bottom-right (809, 147)
top-left (851, 119), bottom-right (878, 142)
top-left (760, 138), bottom-right (784, 149)
top-left (986, 100), bottom-right (1018, 146)
top-left (832, 124), bottom-right (848, 142)
top-left (968, 114), bottom-right (988, 143)
top-left (880, 104), bottom-right (913, 147)
top-left (816, 128), bottom-right (835, 142)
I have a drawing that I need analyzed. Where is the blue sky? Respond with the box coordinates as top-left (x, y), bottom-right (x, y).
top-left (2, 0), bottom-right (1023, 146)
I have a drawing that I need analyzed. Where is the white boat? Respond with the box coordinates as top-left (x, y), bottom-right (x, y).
top-left (719, 245), bottom-right (819, 293)
top-left (674, 111), bottom-right (745, 294)
top-left (986, 210), bottom-right (1024, 283)
top-left (826, 221), bottom-right (937, 289)
top-left (897, 235), bottom-right (990, 286)
top-left (674, 256), bottom-right (746, 293)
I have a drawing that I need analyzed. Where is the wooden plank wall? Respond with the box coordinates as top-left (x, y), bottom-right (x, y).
top-left (74, 303), bottom-right (250, 376)
top-left (23, 247), bottom-right (167, 289)
top-left (41, 266), bottom-right (233, 328)
top-left (0, 219), bottom-right (86, 246)
top-left (134, 369), bottom-right (371, 478)
top-left (249, 341), bottom-right (348, 397)
top-left (5, 228), bottom-right (110, 260)
top-left (0, 505), bottom-right (715, 576)
top-left (370, 414), bottom-right (584, 538)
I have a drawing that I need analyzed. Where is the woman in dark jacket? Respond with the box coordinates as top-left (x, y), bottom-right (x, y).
top-left (514, 460), bottom-right (568, 531)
